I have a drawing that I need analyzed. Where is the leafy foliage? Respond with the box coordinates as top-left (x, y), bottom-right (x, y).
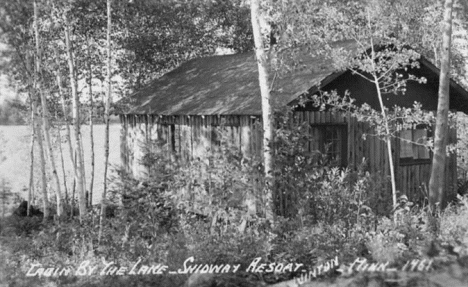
top-left (0, 97), bottom-right (28, 125)
top-left (263, 0), bottom-right (467, 78)
top-left (0, 1), bottom-right (467, 286)
top-left (1, 131), bottom-right (468, 286)
top-left (310, 90), bottom-right (439, 145)
top-left (109, 0), bottom-right (253, 91)
top-left (440, 195), bottom-right (468, 255)
top-left (0, 215), bottom-right (43, 237)
top-left (274, 109), bottom-right (391, 220)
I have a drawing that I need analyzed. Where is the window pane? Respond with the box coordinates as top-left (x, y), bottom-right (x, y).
top-left (309, 124), bottom-right (346, 166)
top-left (413, 129), bottom-right (430, 159)
top-left (400, 130), bottom-right (413, 158)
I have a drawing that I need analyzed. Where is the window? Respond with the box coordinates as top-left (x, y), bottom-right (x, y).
top-left (399, 128), bottom-right (430, 165)
top-left (309, 124), bottom-right (347, 167)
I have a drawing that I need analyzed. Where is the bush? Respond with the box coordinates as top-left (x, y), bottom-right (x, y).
top-left (7, 111), bottom-right (466, 287)
top-left (0, 215), bottom-right (43, 237)
top-left (273, 110), bottom-right (390, 225)
top-left (439, 195), bottom-right (468, 256)
top-left (274, 152), bottom-right (385, 233)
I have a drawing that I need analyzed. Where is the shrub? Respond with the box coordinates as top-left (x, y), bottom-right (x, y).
top-left (364, 198), bottom-right (432, 265)
top-left (439, 195), bottom-right (468, 256)
top-left (273, 110), bottom-right (390, 226)
top-left (0, 215), bottom-right (43, 237)
top-left (5, 109), bottom-right (453, 287)
top-left (365, 218), bottom-right (409, 264)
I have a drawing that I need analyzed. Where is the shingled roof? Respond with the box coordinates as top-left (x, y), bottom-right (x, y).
top-left (121, 41), bottom-right (360, 116)
top-left (121, 42), bottom-right (468, 116)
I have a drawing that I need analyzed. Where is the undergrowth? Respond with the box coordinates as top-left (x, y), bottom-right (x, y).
top-left (1, 121), bottom-right (468, 287)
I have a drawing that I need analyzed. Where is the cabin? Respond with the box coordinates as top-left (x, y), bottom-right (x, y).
top-left (118, 43), bottom-right (468, 212)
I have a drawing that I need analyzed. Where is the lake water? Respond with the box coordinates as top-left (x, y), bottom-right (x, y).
top-left (0, 124), bottom-right (121, 215)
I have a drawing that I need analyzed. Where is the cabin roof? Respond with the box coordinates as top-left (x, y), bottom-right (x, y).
top-left (120, 42), bottom-right (468, 116)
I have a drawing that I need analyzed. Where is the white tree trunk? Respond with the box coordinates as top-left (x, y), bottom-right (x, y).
top-left (250, 0), bottom-right (274, 220)
top-left (57, 126), bottom-right (69, 204)
top-left (34, 0), bottom-right (62, 216)
top-left (64, 21), bottom-right (87, 221)
top-left (373, 76), bottom-right (398, 209)
top-left (39, 89), bottom-right (63, 217)
top-left (33, 0), bottom-right (49, 220)
top-left (32, 99), bottom-right (49, 220)
top-left (53, 47), bottom-right (76, 192)
top-left (88, 42), bottom-right (95, 207)
top-left (79, 132), bottom-right (87, 204)
top-left (429, 0), bottom-right (454, 210)
top-left (28, 102), bottom-right (35, 217)
top-left (99, 0), bottom-right (112, 243)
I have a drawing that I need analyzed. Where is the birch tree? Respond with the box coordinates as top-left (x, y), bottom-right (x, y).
top-left (265, 0), bottom-right (450, 210)
top-left (52, 45), bottom-right (77, 210)
top-left (64, 16), bottom-right (87, 220)
top-left (428, 0), bottom-right (454, 211)
top-left (38, 90), bottom-right (63, 217)
top-left (99, 0), bottom-right (112, 243)
top-left (336, 9), bottom-right (426, 209)
top-left (56, 126), bottom-right (69, 204)
top-left (27, 110), bottom-right (35, 217)
top-left (24, 52), bottom-right (36, 217)
top-left (87, 41), bottom-right (95, 207)
top-left (38, 88), bottom-right (64, 217)
top-left (250, 0), bottom-right (274, 220)
top-left (34, 0), bottom-right (66, 217)
top-left (33, 0), bottom-right (50, 220)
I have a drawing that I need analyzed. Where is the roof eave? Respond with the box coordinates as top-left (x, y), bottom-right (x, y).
top-left (286, 71), bottom-right (347, 107)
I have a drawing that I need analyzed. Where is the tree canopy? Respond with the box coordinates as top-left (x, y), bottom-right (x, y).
top-left (0, 0), bottom-right (253, 101)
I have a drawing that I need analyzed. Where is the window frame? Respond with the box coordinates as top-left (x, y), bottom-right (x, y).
top-left (308, 122), bottom-right (348, 167)
top-left (398, 125), bottom-right (432, 166)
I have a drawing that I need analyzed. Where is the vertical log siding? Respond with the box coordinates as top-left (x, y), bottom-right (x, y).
top-left (120, 111), bottom-right (457, 207)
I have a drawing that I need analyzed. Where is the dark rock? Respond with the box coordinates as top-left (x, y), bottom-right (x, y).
top-left (13, 201), bottom-right (44, 217)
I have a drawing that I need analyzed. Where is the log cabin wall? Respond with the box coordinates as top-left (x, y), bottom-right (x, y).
top-left (120, 114), bottom-right (264, 177)
top-left (120, 111), bottom-right (457, 207)
top-left (393, 119), bottom-right (457, 205)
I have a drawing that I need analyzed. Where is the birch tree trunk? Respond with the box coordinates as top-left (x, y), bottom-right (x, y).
top-left (33, 0), bottom-right (49, 220)
top-left (99, 0), bottom-right (112, 242)
top-left (54, 46), bottom-right (77, 209)
top-left (250, 0), bottom-right (274, 220)
top-left (27, 53), bottom-right (35, 217)
top-left (34, 0), bottom-right (62, 216)
top-left (64, 20), bottom-right (87, 220)
top-left (88, 105), bottom-right (95, 207)
top-left (79, 133), bottom-right (87, 205)
top-left (32, 99), bottom-right (49, 220)
top-left (53, 48), bottom-right (74, 209)
top-left (72, 151), bottom-right (77, 217)
top-left (88, 42), bottom-right (95, 207)
top-left (369, 41), bottom-right (398, 209)
top-left (39, 89), bottom-right (63, 217)
top-left (54, 46), bottom-right (77, 203)
top-left (374, 78), bottom-right (397, 209)
top-left (57, 126), bottom-right (69, 205)
top-left (429, 0), bottom-right (454, 211)
top-left (28, 102), bottom-right (35, 217)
